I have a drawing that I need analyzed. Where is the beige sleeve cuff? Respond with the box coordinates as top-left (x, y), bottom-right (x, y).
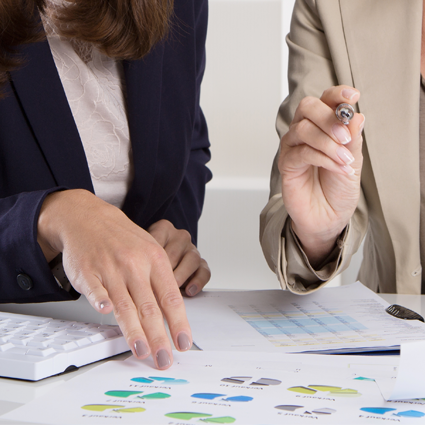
top-left (284, 219), bottom-right (348, 293)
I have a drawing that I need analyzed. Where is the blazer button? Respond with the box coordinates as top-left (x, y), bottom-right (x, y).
top-left (17, 274), bottom-right (33, 290)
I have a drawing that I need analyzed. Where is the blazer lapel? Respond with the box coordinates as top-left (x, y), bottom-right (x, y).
top-left (340, 0), bottom-right (422, 290)
top-left (121, 44), bottom-right (165, 220)
top-left (10, 31), bottom-right (165, 219)
top-left (9, 39), bottom-right (93, 191)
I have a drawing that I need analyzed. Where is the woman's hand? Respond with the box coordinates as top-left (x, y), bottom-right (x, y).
top-left (147, 220), bottom-right (210, 297)
top-left (279, 85), bottom-right (365, 266)
top-left (37, 189), bottom-right (195, 370)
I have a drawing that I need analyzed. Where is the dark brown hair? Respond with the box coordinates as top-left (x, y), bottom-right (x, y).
top-left (56, 0), bottom-right (174, 60)
top-left (0, 0), bottom-right (46, 86)
top-left (0, 0), bottom-right (174, 87)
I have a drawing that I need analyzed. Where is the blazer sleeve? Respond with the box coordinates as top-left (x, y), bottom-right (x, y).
top-left (260, 0), bottom-right (368, 294)
top-left (162, 0), bottom-right (212, 245)
top-left (0, 188), bottom-right (80, 303)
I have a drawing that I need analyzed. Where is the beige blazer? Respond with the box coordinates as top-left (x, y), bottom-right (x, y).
top-left (260, 0), bottom-right (423, 294)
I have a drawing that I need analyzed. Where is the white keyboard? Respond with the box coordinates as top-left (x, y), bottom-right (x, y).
top-left (0, 311), bottom-right (129, 381)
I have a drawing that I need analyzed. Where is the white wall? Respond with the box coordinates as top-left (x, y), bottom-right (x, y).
top-left (198, 0), bottom-right (288, 290)
top-left (198, 0), bottom-right (343, 290)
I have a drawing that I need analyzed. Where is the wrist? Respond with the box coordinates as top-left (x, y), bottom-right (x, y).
top-left (37, 192), bottom-right (63, 262)
top-left (37, 189), bottom-right (93, 261)
top-left (291, 220), bottom-right (346, 268)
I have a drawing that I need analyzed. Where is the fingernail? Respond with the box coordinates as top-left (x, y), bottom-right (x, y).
top-left (98, 300), bottom-right (110, 310)
top-left (336, 146), bottom-right (354, 165)
top-left (186, 285), bottom-right (198, 297)
top-left (342, 88), bottom-right (358, 100)
top-left (358, 113), bottom-right (366, 136)
top-left (177, 333), bottom-right (192, 351)
top-left (156, 349), bottom-right (171, 369)
top-left (134, 340), bottom-right (149, 357)
top-left (332, 124), bottom-right (351, 144)
top-left (341, 164), bottom-right (355, 176)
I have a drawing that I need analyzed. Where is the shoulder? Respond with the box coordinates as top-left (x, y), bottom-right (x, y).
top-left (291, 0), bottom-right (344, 35)
top-left (172, 0), bottom-right (208, 24)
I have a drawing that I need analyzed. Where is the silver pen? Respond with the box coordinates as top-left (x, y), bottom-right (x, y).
top-left (335, 103), bottom-right (355, 125)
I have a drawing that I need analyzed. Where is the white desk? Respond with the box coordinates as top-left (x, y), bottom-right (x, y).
top-left (0, 292), bottom-right (423, 425)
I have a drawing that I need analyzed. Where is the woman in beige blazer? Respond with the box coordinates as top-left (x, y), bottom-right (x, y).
top-left (260, 0), bottom-right (423, 294)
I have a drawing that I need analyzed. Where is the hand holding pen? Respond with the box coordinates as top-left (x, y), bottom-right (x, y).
top-left (277, 86), bottom-right (365, 266)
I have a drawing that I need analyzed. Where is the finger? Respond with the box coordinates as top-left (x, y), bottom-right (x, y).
top-left (281, 143), bottom-right (356, 177)
top-left (73, 273), bottom-right (114, 315)
top-left (184, 259), bottom-right (211, 297)
top-left (172, 247), bottom-right (201, 287)
top-left (105, 276), bottom-right (152, 361)
top-left (320, 85), bottom-right (360, 109)
top-left (292, 97), bottom-right (354, 144)
top-left (286, 119), bottom-right (355, 167)
top-left (346, 113), bottom-right (366, 153)
top-left (148, 254), bottom-right (193, 354)
top-left (163, 229), bottom-right (193, 271)
top-left (289, 99), bottom-right (364, 156)
top-left (147, 220), bottom-right (171, 247)
top-left (121, 245), bottom-right (186, 365)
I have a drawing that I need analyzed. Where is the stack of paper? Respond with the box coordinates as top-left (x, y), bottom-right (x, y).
top-left (185, 282), bottom-right (425, 354)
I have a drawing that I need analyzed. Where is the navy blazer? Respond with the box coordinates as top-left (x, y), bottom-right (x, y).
top-left (0, 0), bottom-right (211, 303)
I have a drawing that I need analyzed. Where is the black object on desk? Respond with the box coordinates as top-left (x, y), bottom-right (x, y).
top-left (386, 304), bottom-right (424, 322)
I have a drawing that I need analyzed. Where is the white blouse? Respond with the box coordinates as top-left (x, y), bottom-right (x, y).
top-left (41, 0), bottom-right (134, 209)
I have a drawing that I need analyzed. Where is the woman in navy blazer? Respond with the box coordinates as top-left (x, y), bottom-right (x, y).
top-left (0, 0), bottom-right (211, 369)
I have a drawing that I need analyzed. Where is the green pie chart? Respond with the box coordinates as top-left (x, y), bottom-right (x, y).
top-left (81, 404), bottom-right (124, 412)
top-left (165, 412), bottom-right (212, 420)
top-left (201, 417), bottom-right (236, 423)
top-left (288, 384), bottom-right (361, 397)
top-left (288, 386), bottom-right (316, 395)
top-left (139, 392), bottom-right (171, 399)
top-left (104, 390), bottom-right (143, 398)
top-left (114, 407), bottom-right (146, 413)
top-left (309, 385), bottom-right (341, 392)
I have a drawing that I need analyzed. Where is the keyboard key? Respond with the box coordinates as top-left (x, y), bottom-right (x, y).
top-left (0, 343), bottom-right (13, 352)
top-left (27, 337), bottom-right (54, 347)
top-left (0, 335), bottom-right (12, 343)
top-left (26, 320), bottom-right (50, 327)
top-left (50, 329), bottom-right (67, 336)
top-left (9, 336), bottom-right (33, 345)
top-left (2, 326), bottom-right (24, 333)
top-left (69, 325), bottom-right (86, 330)
top-left (25, 323), bottom-right (44, 328)
top-left (7, 347), bottom-right (29, 355)
top-left (88, 333), bottom-right (105, 343)
top-left (46, 323), bottom-right (69, 330)
top-left (26, 347), bottom-right (57, 357)
top-left (38, 332), bottom-right (56, 338)
top-left (55, 336), bottom-right (91, 347)
top-left (99, 329), bottom-right (119, 338)
top-left (66, 330), bottom-right (91, 337)
top-left (75, 338), bottom-right (91, 347)
top-left (49, 340), bottom-right (79, 351)
top-left (11, 320), bottom-right (30, 325)
top-left (15, 331), bottom-right (34, 337)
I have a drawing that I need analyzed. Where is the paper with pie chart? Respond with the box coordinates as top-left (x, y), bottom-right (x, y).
top-left (3, 350), bottom-right (425, 424)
